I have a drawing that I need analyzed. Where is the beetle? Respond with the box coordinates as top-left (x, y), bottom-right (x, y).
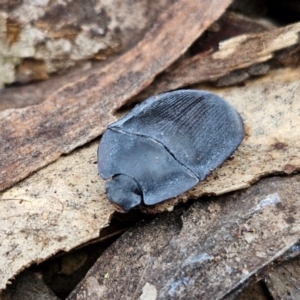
top-left (98, 90), bottom-right (244, 212)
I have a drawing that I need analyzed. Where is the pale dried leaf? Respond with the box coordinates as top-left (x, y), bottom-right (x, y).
top-left (0, 143), bottom-right (114, 291)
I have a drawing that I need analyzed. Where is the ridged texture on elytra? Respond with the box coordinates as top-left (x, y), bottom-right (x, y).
top-left (110, 90), bottom-right (244, 181)
top-left (98, 89), bottom-right (244, 206)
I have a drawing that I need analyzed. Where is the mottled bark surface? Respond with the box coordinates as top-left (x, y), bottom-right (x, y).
top-left (265, 257), bottom-right (300, 300)
top-left (0, 0), bottom-right (174, 87)
top-left (68, 174), bottom-right (300, 300)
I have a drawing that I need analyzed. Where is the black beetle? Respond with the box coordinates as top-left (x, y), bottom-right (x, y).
top-left (98, 90), bottom-right (244, 212)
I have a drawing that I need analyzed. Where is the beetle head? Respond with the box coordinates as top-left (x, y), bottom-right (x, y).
top-left (106, 174), bottom-right (142, 212)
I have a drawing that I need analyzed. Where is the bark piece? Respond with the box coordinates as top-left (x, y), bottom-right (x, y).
top-left (0, 55), bottom-right (122, 111)
top-left (189, 11), bottom-right (276, 56)
top-left (0, 57), bottom-right (116, 111)
top-left (0, 142), bottom-right (115, 291)
top-left (67, 174), bottom-right (300, 300)
top-left (0, 271), bottom-right (59, 300)
top-left (0, 0), bottom-right (175, 86)
top-left (134, 21), bottom-right (300, 102)
top-left (265, 257), bottom-right (300, 300)
top-left (0, 0), bottom-right (232, 192)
